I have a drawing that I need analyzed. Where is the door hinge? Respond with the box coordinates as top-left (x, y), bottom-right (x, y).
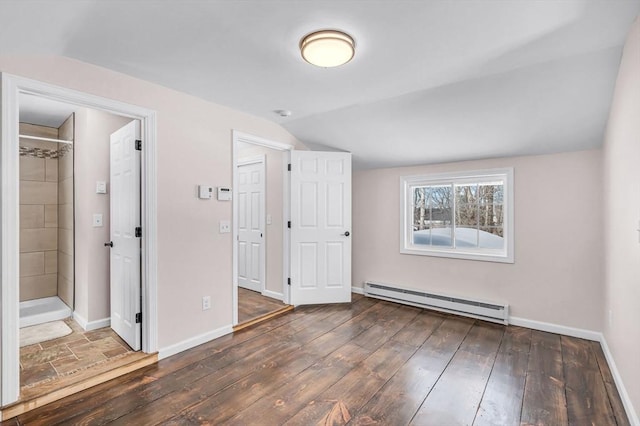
top-left (287, 221), bottom-right (291, 229)
top-left (287, 278), bottom-right (291, 286)
top-left (287, 163), bottom-right (291, 171)
top-left (135, 227), bottom-right (142, 238)
top-left (135, 139), bottom-right (142, 151)
top-left (135, 313), bottom-right (142, 323)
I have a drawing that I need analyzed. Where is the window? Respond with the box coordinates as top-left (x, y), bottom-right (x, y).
top-left (400, 168), bottom-right (514, 263)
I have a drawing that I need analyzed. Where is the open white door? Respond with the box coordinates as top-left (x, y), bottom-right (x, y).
top-left (290, 151), bottom-right (352, 305)
top-left (109, 120), bottom-right (141, 351)
top-left (237, 158), bottom-right (266, 293)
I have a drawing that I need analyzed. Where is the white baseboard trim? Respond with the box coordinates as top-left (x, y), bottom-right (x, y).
top-left (351, 286), bottom-right (364, 295)
top-left (262, 290), bottom-right (284, 301)
top-left (158, 324), bottom-right (233, 360)
top-left (600, 335), bottom-right (639, 426)
top-left (509, 316), bottom-right (601, 341)
top-left (73, 312), bottom-right (111, 332)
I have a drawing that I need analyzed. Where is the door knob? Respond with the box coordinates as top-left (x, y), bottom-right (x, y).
top-left (104, 241), bottom-right (113, 247)
top-left (343, 231), bottom-right (350, 237)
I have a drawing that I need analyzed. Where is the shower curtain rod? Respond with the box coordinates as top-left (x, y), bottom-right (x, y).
top-left (19, 134), bottom-right (73, 144)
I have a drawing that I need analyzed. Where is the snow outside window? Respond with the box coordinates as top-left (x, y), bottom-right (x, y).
top-left (400, 168), bottom-right (514, 263)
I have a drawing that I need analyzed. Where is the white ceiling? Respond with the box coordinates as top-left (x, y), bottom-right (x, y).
top-left (1, 0), bottom-right (638, 168)
top-left (19, 94), bottom-right (78, 128)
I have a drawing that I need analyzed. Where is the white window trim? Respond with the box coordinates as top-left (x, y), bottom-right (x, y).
top-left (400, 168), bottom-right (514, 263)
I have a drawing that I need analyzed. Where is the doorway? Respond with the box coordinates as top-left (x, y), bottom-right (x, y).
top-left (232, 132), bottom-right (292, 326)
top-left (1, 73), bottom-right (158, 409)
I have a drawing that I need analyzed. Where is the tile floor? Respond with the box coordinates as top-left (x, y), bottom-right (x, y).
top-left (20, 318), bottom-right (134, 389)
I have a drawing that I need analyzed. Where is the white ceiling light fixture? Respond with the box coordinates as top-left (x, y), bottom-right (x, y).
top-left (300, 30), bottom-right (355, 68)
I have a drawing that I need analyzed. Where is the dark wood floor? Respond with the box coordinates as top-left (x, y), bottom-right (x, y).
top-left (238, 287), bottom-right (287, 324)
top-left (3, 295), bottom-right (629, 425)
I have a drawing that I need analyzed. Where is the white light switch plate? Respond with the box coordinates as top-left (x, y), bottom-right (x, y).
top-left (93, 214), bottom-right (103, 227)
top-left (219, 220), bottom-right (231, 233)
top-left (96, 181), bottom-right (107, 194)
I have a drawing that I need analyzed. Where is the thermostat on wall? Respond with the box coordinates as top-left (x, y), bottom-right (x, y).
top-left (217, 187), bottom-right (232, 201)
top-left (198, 185), bottom-right (213, 199)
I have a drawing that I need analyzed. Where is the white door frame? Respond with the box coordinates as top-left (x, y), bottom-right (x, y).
top-left (232, 131), bottom-right (293, 326)
top-left (237, 155), bottom-right (266, 294)
top-left (0, 73), bottom-right (158, 406)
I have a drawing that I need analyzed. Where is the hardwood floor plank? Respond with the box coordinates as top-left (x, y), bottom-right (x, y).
top-left (109, 299), bottom-right (389, 425)
top-left (165, 301), bottom-right (412, 425)
top-left (473, 326), bottom-right (531, 426)
top-left (352, 314), bottom-right (475, 426)
top-left (4, 298), bottom-right (627, 426)
top-left (281, 309), bottom-right (444, 426)
top-left (590, 341), bottom-right (631, 426)
top-left (561, 336), bottom-right (616, 426)
top-left (238, 288), bottom-right (287, 324)
top-left (228, 310), bottom-right (445, 426)
top-left (520, 330), bottom-right (568, 426)
top-left (409, 321), bottom-right (504, 426)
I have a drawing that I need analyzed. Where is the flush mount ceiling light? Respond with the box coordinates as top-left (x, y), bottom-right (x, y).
top-left (300, 30), bottom-right (355, 68)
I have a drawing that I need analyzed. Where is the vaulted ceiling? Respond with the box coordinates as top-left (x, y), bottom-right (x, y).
top-left (1, 0), bottom-right (638, 168)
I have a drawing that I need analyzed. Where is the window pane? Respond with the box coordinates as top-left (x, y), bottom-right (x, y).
top-left (479, 226), bottom-right (504, 249)
top-left (456, 203), bottom-right (478, 228)
top-left (455, 226), bottom-right (478, 248)
top-left (412, 184), bottom-right (452, 247)
top-left (479, 183), bottom-right (503, 205)
top-left (478, 203), bottom-right (503, 227)
top-left (456, 184), bottom-right (478, 205)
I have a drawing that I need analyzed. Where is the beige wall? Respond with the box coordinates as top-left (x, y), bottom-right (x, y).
top-left (57, 114), bottom-right (74, 307)
top-left (0, 56), bottom-right (303, 349)
top-left (603, 17), bottom-right (640, 422)
top-left (352, 149), bottom-right (604, 331)
top-left (74, 108), bottom-right (134, 323)
top-left (238, 142), bottom-right (285, 296)
top-left (18, 123), bottom-right (59, 301)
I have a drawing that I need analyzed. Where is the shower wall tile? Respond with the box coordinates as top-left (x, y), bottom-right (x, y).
top-left (59, 178), bottom-right (73, 205)
top-left (20, 252), bottom-right (45, 277)
top-left (58, 151), bottom-right (73, 179)
top-left (20, 156), bottom-right (45, 181)
top-left (20, 205), bottom-right (45, 229)
top-left (45, 158), bottom-right (58, 182)
top-left (58, 203), bottom-right (73, 230)
top-left (20, 181), bottom-right (58, 205)
top-left (20, 228), bottom-right (57, 253)
top-left (45, 250), bottom-right (58, 274)
top-left (58, 228), bottom-right (73, 256)
top-left (44, 204), bottom-right (58, 228)
top-left (20, 274), bottom-right (57, 302)
top-left (58, 252), bottom-right (73, 282)
top-left (20, 123), bottom-right (58, 140)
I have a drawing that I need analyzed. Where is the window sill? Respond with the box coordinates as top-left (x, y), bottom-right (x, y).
top-left (400, 247), bottom-right (514, 264)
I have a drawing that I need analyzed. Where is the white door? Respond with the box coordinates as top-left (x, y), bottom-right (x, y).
top-left (109, 120), bottom-right (141, 351)
top-left (290, 151), bottom-right (352, 305)
top-left (237, 158), bottom-right (265, 293)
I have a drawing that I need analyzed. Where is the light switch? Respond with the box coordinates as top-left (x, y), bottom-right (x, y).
top-left (96, 181), bottom-right (107, 194)
top-left (93, 214), bottom-right (103, 227)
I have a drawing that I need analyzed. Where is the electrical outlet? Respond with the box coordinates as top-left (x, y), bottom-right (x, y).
top-left (219, 220), bottom-right (231, 233)
top-left (92, 214), bottom-right (103, 227)
top-left (202, 296), bottom-right (211, 311)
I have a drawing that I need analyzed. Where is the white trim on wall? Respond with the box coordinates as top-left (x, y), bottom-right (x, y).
top-left (72, 312), bottom-right (111, 332)
top-left (351, 286), bottom-right (364, 295)
top-left (600, 336), bottom-right (640, 426)
top-left (232, 131), bottom-right (293, 326)
top-left (0, 73), bottom-right (159, 406)
top-left (509, 316), bottom-right (601, 341)
top-left (262, 290), bottom-right (284, 301)
top-left (158, 324), bottom-right (233, 360)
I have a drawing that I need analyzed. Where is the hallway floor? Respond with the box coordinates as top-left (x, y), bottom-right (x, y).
top-left (20, 318), bottom-right (134, 395)
top-left (238, 287), bottom-right (288, 324)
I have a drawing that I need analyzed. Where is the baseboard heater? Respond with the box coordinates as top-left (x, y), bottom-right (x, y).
top-left (364, 281), bottom-right (509, 325)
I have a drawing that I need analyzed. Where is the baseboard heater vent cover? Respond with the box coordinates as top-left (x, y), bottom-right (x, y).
top-left (364, 281), bottom-right (509, 324)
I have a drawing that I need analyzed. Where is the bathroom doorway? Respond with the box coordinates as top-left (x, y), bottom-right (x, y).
top-left (17, 94), bottom-right (144, 394)
top-left (0, 74), bottom-right (159, 413)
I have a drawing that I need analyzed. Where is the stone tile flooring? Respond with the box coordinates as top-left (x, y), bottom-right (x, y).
top-left (20, 318), bottom-right (134, 389)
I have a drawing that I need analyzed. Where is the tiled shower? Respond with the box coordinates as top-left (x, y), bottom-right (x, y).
top-left (19, 117), bottom-right (75, 327)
